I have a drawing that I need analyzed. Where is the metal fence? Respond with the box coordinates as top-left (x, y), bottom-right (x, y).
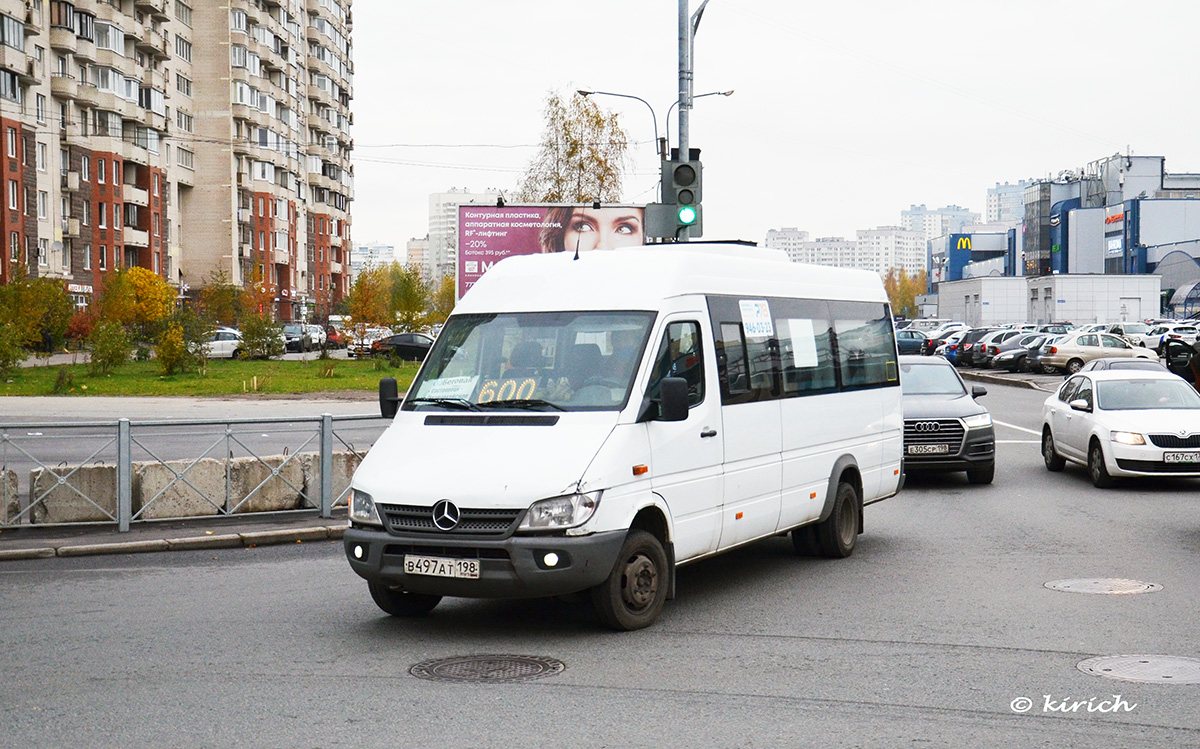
top-left (1, 413), bottom-right (388, 532)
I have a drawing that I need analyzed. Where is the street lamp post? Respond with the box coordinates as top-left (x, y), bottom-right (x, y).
top-left (576, 90), bottom-right (665, 162)
top-left (665, 90), bottom-right (732, 147)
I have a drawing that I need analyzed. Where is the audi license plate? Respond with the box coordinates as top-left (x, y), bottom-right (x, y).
top-left (908, 444), bottom-right (950, 455)
top-left (1163, 452), bottom-right (1200, 464)
top-left (404, 555), bottom-right (480, 579)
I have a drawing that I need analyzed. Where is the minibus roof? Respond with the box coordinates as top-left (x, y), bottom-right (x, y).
top-left (457, 244), bottom-right (889, 313)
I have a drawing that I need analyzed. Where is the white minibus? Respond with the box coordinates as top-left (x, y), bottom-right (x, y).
top-left (345, 245), bottom-right (903, 630)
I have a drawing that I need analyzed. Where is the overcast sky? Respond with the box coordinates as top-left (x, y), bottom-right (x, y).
top-left (350, 1), bottom-right (1200, 252)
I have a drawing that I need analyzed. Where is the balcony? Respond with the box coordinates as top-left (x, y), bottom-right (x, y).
top-left (273, 248), bottom-right (289, 265)
top-left (329, 234), bottom-right (342, 248)
top-left (66, 218), bottom-right (81, 237)
top-left (124, 228), bottom-right (151, 249)
top-left (329, 260), bottom-right (343, 275)
top-left (24, 7), bottom-right (42, 36)
top-left (61, 171), bottom-right (80, 192)
top-left (74, 81), bottom-right (100, 106)
top-left (134, 0), bottom-right (170, 22)
top-left (48, 26), bottom-right (77, 53)
top-left (135, 27), bottom-right (166, 58)
top-left (50, 72), bottom-right (78, 100)
top-left (123, 185), bottom-right (149, 207)
top-left (73, 36), bottom-right (96, 63)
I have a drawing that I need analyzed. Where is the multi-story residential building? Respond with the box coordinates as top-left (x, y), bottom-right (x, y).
top-left (900, 204), bottom-right (980, 242)
top-left (348, 240), bottom-right (393, 277)
top-left (405, 235), bottom-right (427, 279)
top-left (427, 187), bottom-right (499, 282)
top-left (986, 181), bottom-right (1030, 224)
top-left (0, 0), bottom-right (353, 322)
top-left (855, 226), bottom-right (926, 278)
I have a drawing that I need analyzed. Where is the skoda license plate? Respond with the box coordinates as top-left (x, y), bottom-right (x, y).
top-left (1163, 452), bottom-right (1200, 464)
top-left (908, 444), bottom-right (949, 455)
top-left (404, 555), bottom-right (480, 579)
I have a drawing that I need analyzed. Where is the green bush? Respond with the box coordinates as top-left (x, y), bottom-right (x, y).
top-left (89, 320), bottom-right (133, 375)
top-left (155, 323), bottom-right (197, 375)
top-left (240, 314), bottom-right (284, 359)
top-left (0, 324), bottom-right (24, 375)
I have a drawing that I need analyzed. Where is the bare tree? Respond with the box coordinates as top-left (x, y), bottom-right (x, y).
top-left (514, 91), bottom-right (630, 203)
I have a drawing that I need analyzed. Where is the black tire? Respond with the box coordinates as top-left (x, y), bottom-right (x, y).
top-left (1066, 358), bottom-right (1084, 375)
top-left (591, 529), bottom-right (669, 631)
top-left (1039, 363), bottom-right (1056, 375)
top-left (1016, 356), bottom-right (1029, 373)
top-left (1042, 429), bottom-right (1065, 471)
top-left (367, 581), bottom-right (441, 617)
top-left (813, 480), bottom-right (859, 559)
top-left (967, 462), bottom-right (995, 485)
top-left (1088, 440), bottom-right (1115, 488)
top-left (231, 348), bottom-right (243, 360)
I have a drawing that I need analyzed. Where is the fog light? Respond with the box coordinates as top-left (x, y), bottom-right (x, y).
top-left (353, 545), bottom-right (364, 560)
top-left (543, 552), bottom-right (559, 567)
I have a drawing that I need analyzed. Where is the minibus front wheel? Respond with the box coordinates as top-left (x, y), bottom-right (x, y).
top-left (591, 530), bottom-right (669, 631)
top-left (368, 582), bottom-right (442, 617)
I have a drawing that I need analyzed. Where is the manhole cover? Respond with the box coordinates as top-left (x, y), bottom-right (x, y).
top-left (1044, 578), bottom-right (1162, 595)
top-left (1078, 655), bottom-right (1200, 684)
top-left (409, 655), bottom-right (565, 684)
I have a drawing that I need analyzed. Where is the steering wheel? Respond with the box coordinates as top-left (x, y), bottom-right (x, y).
top-left (582, 376), bottom-right (624, 388)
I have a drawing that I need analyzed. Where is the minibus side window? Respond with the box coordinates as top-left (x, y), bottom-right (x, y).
top-left (829, 301), bottom-right (899, 390)
top-left (645, 321), bottom-right (705, 407)
top-left (773, 298), bottom-right (837, 397)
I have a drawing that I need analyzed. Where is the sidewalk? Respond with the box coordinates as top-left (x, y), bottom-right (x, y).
top-left (0, 510), bottom-right (346, 562)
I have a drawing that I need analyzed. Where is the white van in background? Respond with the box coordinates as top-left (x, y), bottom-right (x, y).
top-left (344, 245), bottom-right (904, 630)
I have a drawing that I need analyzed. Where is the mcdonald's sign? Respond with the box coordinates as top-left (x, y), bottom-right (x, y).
top-left (956, 236), bottom-right (972, 250)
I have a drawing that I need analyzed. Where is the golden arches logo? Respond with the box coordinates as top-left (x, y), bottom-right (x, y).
top-left (956, 237), bottom-right (972, 250)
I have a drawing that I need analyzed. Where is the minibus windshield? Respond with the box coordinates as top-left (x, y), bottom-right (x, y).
top-left (403, 311), bottom-right (656, 412)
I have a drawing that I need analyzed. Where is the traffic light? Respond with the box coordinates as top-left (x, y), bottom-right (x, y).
top-left (661, 159), bottom-right (703, 236)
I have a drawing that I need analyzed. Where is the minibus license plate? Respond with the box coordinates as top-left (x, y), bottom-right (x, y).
top-left (1163, 452), bottom-right (1200, 464)
top-left (908, 444), bottom-right (949, 455)
top-left (404, 555), bottom-right (480, 579)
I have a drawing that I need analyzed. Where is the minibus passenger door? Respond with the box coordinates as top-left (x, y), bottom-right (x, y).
top-left (642, 319), bottom-right (723, 561)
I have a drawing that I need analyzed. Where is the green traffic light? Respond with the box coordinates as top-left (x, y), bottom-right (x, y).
top-left (677, 205), bottom-right (698, 225)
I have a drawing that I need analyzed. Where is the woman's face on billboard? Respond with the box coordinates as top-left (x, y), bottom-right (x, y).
top-left (562, 207), bottom-right (645, 251)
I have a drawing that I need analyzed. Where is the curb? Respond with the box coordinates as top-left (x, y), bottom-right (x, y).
top-left (0, 524), bottom-right (345, 561)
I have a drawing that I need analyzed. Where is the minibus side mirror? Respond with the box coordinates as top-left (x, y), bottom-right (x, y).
top-left (638, 377), bottom-right (689, 423)
top-left (379, 377), bottom-right (400, 418)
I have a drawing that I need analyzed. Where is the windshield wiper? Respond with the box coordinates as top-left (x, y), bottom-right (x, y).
top-left (406, 397), bottom-right (482, 411)
top-left (476, 399), bottom-right (567, 412)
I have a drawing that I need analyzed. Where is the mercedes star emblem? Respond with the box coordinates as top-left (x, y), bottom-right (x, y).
top-left (431, 500), bottom-right (461, 531)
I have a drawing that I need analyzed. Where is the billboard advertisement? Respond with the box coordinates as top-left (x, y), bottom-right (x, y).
top-left (457, 204), bottom-right (647, 298)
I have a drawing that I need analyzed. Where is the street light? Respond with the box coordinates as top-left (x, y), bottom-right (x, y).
top-left (665, 90), bottom-right (733, 148)
top-left (576, 89), bottom-right (665, 161)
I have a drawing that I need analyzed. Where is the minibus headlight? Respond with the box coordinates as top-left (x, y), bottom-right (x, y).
top-left (519, 491), bottom-right (601, 531)
top-left (963, 413), bottom-right (992, 428)
top-left (350, 489), bottom-right (382, 526)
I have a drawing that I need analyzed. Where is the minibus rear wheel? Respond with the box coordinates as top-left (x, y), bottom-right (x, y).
top-left (815, 481), bottom-right (859, 559)
top-left (591, 530), bottom-right (669, 631)
top-left (368, 582), bottom-right (442, 617)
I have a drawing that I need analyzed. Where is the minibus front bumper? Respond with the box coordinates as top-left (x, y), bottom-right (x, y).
top-left (343, 526), bottom-right (628, 599)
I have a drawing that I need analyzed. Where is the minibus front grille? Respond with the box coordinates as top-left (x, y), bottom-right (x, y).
top-left (378, 504), bottom-right (524, 536)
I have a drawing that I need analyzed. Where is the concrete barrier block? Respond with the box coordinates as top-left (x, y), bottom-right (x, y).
top-left (29, 465), bottom-right (117, 524)
top-left (135, 459), bottom-right (226, 519)
top-left (3, 469), bottom-right (19, 524)
top-left (298, 450), bottom-right (363, 507)
top-left (231, 454), bottom-right (307, 513)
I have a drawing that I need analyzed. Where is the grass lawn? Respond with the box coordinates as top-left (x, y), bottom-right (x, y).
top-left (0, 357), bottom-right (420, 397)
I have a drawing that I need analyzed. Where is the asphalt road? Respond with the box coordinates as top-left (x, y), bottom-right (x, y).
top-left (1, 383), bottom-right (1199, 747)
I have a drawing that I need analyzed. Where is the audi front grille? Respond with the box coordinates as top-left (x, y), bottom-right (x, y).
top-left (903, 419), bottom-right (967, 448)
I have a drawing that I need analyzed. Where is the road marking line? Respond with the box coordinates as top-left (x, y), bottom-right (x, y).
top-left (994, 419), bottom-right (1040, 436)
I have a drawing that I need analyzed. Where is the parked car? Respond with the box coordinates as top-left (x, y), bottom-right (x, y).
top-left (371, 332), bottom-right (435, 361)
top-left (989, 333), bottom-right (1047, 372)
top-left (896, 328), bottom-right (928, 355)
top-left (1146, 324), bottom-right (1199, 356)
top-left (1036, 323), bottom-right (1072, 335)
top-left (1105, 321), bottom-right (1153, 345)
top-left (899, 355), bottom-right (995, 484)
top-left (1041, 370), bottom-right (1200, 487)
top-left (1028, 334), bottom-right (1066, 374)
top-left (1037, 331), bottom-right (1157, 375)
top-left (1077, 357), bottom-right (1169, 374)
top-left (936, 330), bottom-right (967, 364)
top-left (348, 326), bottom-right (391, 357)
top-left (955, 327), bottom-right (998, 368)
top-left (974, 329), bottom-right (1025, 368)
top-left (306, 324), bottom-right (327, 348)
top-left (920, 323), bottom-right (968, 355)
top-left (203, 327), bottom-right (244, 359)
top-left (282, 323), bottom-right (313, 353)
top-left (325, 326), bottom-right (346, 348)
